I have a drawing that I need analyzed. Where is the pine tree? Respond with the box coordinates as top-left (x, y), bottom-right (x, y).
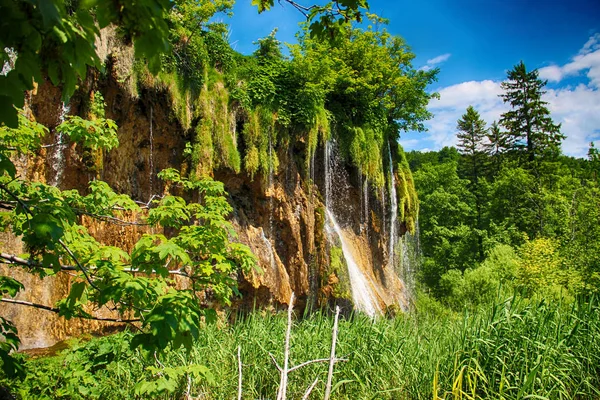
top-left (499, 61), bottom-right (564, 163)
top-left (456, 106), bottom-right (487, 260)
top-left (457, 106), bottom-right (487, 184)
top-left (589, 142), bottom-right (600, 183)
top-left (484, 121), bottom-right (510, 175)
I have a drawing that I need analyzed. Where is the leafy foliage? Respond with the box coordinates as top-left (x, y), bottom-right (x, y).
top-left (0, 111), bottom-right (257, 375)
top-left (3, 296), bottom-right (600, 399)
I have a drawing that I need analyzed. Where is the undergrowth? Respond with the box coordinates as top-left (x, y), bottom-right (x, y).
top-left (2, 295), bottom-right (599, 399)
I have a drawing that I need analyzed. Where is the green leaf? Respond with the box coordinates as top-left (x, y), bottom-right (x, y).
top-left (0, 276), bottom-right (24, 297)
top-left (29, 213), bottom-right (64, 242)
top-left (0, 96), bottom-right (18, 128)
top-left (0, 153), bottom-right (16, 178)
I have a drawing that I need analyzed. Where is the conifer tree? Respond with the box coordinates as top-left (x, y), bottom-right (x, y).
top-left (589, 142), bottom-right (600, 183)
top-left (457, 106), bottom-right (487, 184)
top-left (484, 121), bottom-right (510, 175)
top-left (456, 106), bottom-right (487, 260)
top-left (499, 61), bottom-right (564, 163)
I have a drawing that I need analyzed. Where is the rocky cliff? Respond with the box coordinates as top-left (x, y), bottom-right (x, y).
top-left (0, 31), bottom-right (420, 349)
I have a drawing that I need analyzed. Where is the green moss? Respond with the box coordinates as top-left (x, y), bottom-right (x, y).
top-left (195, 77), bottom-right (241, 175)
top-left (242, 106), bottom-right (277, 180)
top-left (327, 246), bottom-right (352, 300)
top-left (394, 144), bottom-right (419, 234)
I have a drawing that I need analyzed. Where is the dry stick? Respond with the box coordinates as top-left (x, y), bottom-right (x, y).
top-left (324, 305), bottom-right (341, 400)
top-left (0, 252), bottom-right (190, 278)
top-left (269, 353), bottom-right (283, 372)
top-left (301, 378), bottom-right (319, 400)
top-left (237, 345), bottom-right (243, 400)
top-left (287, 357), bottom-right (347, 373)
top-left (0, 298), bottom-right (140, 323)
top-left (277, 291), bottom-right (295, 400)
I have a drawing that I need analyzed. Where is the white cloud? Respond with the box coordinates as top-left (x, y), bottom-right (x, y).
top-left (427, 53), bottom-right (452, 65)
top-left (421, 35), bottom-right (600, 158)
top-left (420, 53), bottom-right (451, 71)
top-left (539, 33), bottom-right (600, 88)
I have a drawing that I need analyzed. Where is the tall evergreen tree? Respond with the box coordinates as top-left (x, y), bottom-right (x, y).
top-left (456, 106), bottom-right (487, 260)
top-left (457, 106), bottom-right (487, 184)
top-left (484, 121), bottom-right (510, 175)
top-left (589, 142), bottom-right (600, 183)
top-left (499, 61), bottom-right (564, 163)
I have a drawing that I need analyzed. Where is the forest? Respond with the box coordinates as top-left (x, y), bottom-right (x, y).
top-left (1, 0), bottom-right (599, 399)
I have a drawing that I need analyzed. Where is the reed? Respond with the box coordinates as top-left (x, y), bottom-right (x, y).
top-left (4, 295), bottom-right (600, 399)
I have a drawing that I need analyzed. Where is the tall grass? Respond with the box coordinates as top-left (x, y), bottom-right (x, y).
top-left (4, 295), bottom-right (600, 399)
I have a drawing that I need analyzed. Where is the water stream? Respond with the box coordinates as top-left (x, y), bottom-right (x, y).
top-left (324, 140), bottom-right (379, 316)
top-left (50, 102), bottom-right (70, 187)
top-left (260, 230), bottom-right (276, 272)
top-left (387, 143), bottom-right (398, 269)
top-left (325, 209), bottom-right (378, 316)
top-left (149, 106), bottom-right (154, 196)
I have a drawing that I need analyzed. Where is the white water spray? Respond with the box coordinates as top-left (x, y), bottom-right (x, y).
top-left (387, 143), bottom-right (398, 269)
top-left (260, 230), bottom-right (276, 271)
top-left (50, 102), bottom-right (70, 187)
top-left (325, 209), bottom-right (378, 316)
top-left (324, 140), bottom-right (379, 316)
top-left (149, 106), bottom-right (154, 196)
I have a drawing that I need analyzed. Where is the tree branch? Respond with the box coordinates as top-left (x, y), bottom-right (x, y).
top-left (0, 298), bottom-right (140, 323)
top-left (0, 252), bottom-right (190, 278)
top-left (287, 356), bottom-right (347, 373)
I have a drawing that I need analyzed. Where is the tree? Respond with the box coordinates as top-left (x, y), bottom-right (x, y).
top-left (0, 110), bottom-right (257, 376)
top-left (484, 121), bottom-right (511, 175)
top-left (456, 106), bottom-right (488, 260)
top-left (412, 161), bottom-right (478, 292)
top-left (589, 142), bottom-right (600, 183)
top-left (499, 61), bottom-right (564, 163)
top-left (456, 106), bottom-right (487, 183)
top-left (0, 0), bottom-right (371, 128)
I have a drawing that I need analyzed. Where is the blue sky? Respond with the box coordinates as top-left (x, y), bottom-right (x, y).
top-left (223, 0), bottom-right (600, 158)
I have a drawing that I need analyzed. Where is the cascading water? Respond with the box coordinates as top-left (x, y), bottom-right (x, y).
top-left (267, 135), bottom-right (276, 272)
top-left (387, 143), bottom-right (398, 269)
top-left (260, 230), bottom-right (276, 272)
top-left (363, 177), bottom-right (369, 240)
top-left (325, 209), bottom-right (378, 316)
top-left (50, 102), bottom-right (70, 187)
top-left (400, 221), bottom-right (420, 300)
top-left (324, 140), bottom-right (379, 316)
top-left (149, 106), bottom-right (154, 196)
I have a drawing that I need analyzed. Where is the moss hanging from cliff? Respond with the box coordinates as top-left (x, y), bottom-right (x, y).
top-left (395, 144), bottom-right (419, 234)
top-left (347, 125), bottom-right (385, 188)
top-left (305, 105), bottom-right (331, 175)
top-left (242, 106), bottom-right (278, 180)
top-left (190, 77), bottom-right (241, 179)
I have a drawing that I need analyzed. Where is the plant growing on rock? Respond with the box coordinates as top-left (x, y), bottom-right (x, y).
top-left (0, 111), bottom-right (257, 376)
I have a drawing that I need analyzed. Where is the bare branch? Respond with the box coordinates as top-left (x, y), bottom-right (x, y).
top-left (0, 252), bottom-right (190, 278)
top-left (301, 378), bottom-right (319, 400)
top-left (288, 356), bottom-right (347, 373)
top-left (0, 298), bottom-right (140, 323)
top-left (237, 345), bottom-right (243, 400)
top-left (269, 352), bottom-right (282, 372)
top-left (324, 305), bottom-right (341, 400)
top-left (277, 291), bottom-right (295, 400)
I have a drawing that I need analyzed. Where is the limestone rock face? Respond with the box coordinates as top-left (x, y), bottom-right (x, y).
top-left (1, 35), bottom-right (419, 349)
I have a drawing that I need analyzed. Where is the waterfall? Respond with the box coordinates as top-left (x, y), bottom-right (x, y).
top-left (324, 140), bottom-right (379, 316)
top-left (387, 143), bottom-right (398, 269)
top-left (400, 220), bottom-right (420, 301)
top-left (324, 140), bottom-right (332, 208)
top-left (149, 106), bottom-right (154, 196)
top-left (363, 177), bottom-right (369, 240)
top-left (260, 230), bottom-right (276, 272)
top-left (50, 102), bottom-right (70, 187)
top-left (268, 135), bottom-right (274, 243)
